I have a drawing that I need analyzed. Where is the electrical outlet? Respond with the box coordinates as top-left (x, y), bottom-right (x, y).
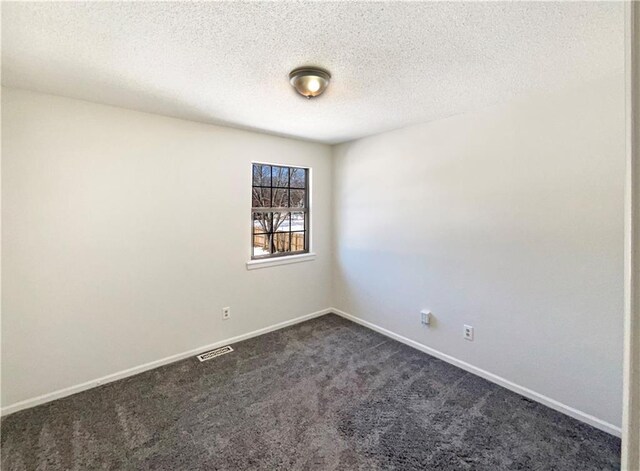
top-left (420, 310), bottom-right (431, 326)
top-left (222, 307), bottom-right (231, 320)
top-left (463, 325), bottom-right (474, 341)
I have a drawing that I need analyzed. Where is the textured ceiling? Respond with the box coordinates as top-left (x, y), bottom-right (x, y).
top-left (2, 2), bottom-right (624, 144)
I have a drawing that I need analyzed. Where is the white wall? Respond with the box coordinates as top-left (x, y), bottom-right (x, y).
top-left (1, 88), bottom-right (333, 408)
top-left (332, 75), bottom-right (625, 429)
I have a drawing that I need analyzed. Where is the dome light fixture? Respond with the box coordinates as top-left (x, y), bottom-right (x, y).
top-left (289, 66), bottom-right (331, 99)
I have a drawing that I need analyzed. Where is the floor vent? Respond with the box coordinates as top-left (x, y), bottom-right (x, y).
top-left (197, 346), bottom-right (234, 362)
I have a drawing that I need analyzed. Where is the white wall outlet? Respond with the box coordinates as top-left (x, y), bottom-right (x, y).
top-left (420, 310), bottom-right (431, 326)
top-left (222, 307), bottom-right (231, 320)
top-left (463, 325), bottom-right (474, 341)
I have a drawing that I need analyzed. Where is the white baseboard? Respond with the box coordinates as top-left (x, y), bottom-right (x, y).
top-left (3, 307), bottom-right (623, 438)
top-left (331, 308), bottom-right (622, 437)
top-left (1, 308), bottom-right (331, 417)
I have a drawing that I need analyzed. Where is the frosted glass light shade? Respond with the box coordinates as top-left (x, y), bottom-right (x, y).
top-left (289, 67), bottom-right (331, 98)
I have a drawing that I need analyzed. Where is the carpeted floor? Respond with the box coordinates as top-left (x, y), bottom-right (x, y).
top-left (1, 314), bottom-right (620, 470)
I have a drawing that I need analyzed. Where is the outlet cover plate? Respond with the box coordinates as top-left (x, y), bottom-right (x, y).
top-left (464, 325), bottom-right (474, 341)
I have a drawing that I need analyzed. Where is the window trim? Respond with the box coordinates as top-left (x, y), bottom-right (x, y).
top-left (246, 252), bottom-right (317, 270)
top-left (249, 162), bottom-right (312, 263)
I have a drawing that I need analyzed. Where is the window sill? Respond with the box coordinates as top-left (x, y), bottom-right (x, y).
top-left (246, 253), bottom-right (316, 270)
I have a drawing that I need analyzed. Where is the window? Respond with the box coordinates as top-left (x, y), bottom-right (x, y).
top-left (251, 163), bottom-right (309, 259)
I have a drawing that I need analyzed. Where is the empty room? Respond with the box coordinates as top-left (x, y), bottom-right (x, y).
top-left (2, 1), bottom-right (640, 470)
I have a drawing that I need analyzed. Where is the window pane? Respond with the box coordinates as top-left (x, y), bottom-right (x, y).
top-left (272, 166), bottom-right (289, 187)
top-left (291, 232), bottom-right (306, 252)
top-left (273, 212), bottom-right (290, 232)
top-left (252, 164), bottom-right (271, 186)
top-left (290, 212), bottom-right (305, 231)
top-left (253, 212), bottom-right (272, 234)
top-left (252, 187), bottom-right (271, 207)
top-left (290, 168), bottom-right (306, 188)
top-left (272, 188), bottom-right (289, 207)
top-left (253, 233), bottom-right (272, 257)
top-left (273, 232), bottom-right (291, 253)
top-left (290, 189), bottom-right (306, 208)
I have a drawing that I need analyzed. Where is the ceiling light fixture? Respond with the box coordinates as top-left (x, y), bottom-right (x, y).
top-left (289, 67), bottom-right (331, 99)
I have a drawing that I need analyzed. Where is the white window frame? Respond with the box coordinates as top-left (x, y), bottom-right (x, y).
top-left (246, 162), bottom-right (316, 270)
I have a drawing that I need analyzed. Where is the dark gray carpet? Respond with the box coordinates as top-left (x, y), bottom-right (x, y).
top-left (1, 314), bottom-right (620, 470)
